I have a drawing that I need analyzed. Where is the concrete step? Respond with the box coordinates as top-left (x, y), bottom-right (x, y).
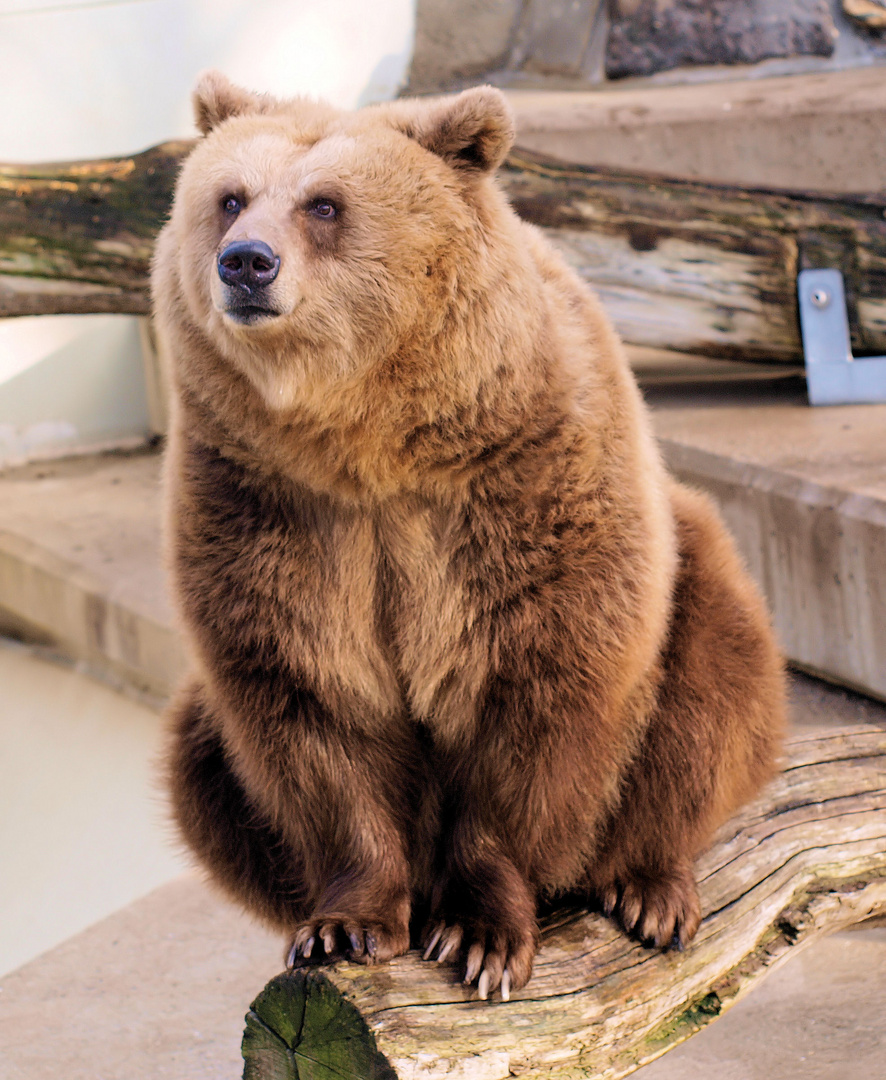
top-left (506, 66), bottom-right (886, 195)
top-left (0, 447), bottom-right (179, 704)
top-left (0, 373), bottom-right (883, 702)
top-left (649, 375), bottom-right (886, 702)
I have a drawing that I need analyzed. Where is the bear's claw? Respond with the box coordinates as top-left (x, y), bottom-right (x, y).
top-left (601, 866), bottom-right (701, 951)
top-left (286, 915), bottom-right (407, 968)
top-left (422, 919), bottom-right (534, 1002)
top-left (422, 921), bottom-right (444, 959)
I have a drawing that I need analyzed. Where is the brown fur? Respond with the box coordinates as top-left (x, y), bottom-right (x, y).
top-left (154, 72), bottom-right (786, 997)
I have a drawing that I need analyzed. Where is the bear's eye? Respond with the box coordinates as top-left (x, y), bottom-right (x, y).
top-left (222, 195), bottom-right (242, 216)
top-left (308, 199), bottom-right (338, 220)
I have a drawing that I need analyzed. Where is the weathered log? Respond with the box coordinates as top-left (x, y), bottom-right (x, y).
top-left (2, 142), bottom-right (886, 365)
top-left (239, 725), bottom-right (886, 1080)
top-left (502, 151), bottom-right (886, 364)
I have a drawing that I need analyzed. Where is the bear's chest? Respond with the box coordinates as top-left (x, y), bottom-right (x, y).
top-left (259, 493), bottom-right (482, 727)
top-left (372, 499), bottom-right (488, 730)
top-left (180, 451), bottom-right (486, 729)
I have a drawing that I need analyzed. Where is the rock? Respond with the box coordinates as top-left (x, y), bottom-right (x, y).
top-left (843, 0), bottom-right (886, 31)
top-left (406, 0), bottom-right (523, 92)
top-left (510, 0), bottom-right (604, 77)
top-left (606, 0), bottom-right (838, 79)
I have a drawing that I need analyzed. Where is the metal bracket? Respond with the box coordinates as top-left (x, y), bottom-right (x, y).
top-left (798, 268), bottom-right (886, 406)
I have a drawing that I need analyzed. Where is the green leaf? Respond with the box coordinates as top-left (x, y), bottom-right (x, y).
top-left (242, 970), bottom-right (399, 1080)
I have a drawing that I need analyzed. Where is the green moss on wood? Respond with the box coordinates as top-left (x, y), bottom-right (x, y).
top-left (645, 990), bottom-right (723, 1051)
top-left (242, 970), bottom-right (398, 1080)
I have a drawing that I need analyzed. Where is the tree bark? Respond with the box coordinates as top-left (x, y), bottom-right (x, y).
top-left (241, 725), bottom-right (886, 1080)
top-left (2, 142), bottom-right (886, 362)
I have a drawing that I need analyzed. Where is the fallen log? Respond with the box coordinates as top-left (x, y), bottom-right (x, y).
top-left (238, 725), bottom-right (886, 1080)
top-left (2, 142), bottom-right (886, 365)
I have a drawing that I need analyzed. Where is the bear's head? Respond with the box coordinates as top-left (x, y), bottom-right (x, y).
top-left (162, 71), bottom-right (524, 414)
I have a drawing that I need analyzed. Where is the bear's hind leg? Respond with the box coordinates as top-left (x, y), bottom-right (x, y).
top-left (166, 680), bottom-right (310, 929)
top-left (589, 483), bottom-right (786, 950)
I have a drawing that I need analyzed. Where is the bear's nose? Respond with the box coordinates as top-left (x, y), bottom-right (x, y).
top-left (217, 240), bottom-right (281, 291)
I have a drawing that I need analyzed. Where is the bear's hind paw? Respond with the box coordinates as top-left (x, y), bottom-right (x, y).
top-left (601, 866), bottom-right (702, 951)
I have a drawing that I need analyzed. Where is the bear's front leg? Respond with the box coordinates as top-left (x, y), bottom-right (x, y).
top-left (283, 749), bottom-right (417, 968)
top-left (422, 811), bottom-right (538, 1000)
top-left (202, 671), bottom-right (421, 970)
top-left (276, 741), bottom-right (415, 968)
top-left (421, 639), bottom-right (648, 999)
top-left (286, 875), bottom-right (412, 967)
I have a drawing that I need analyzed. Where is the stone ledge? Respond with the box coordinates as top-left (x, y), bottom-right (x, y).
top-left (0, 448), bottom-right (180, 702)
top-left (506, 66), bottom-right (886, 193)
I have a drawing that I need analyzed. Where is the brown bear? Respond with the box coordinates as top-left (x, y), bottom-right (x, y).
top-left (154, 71), bottom-right (786, 1002)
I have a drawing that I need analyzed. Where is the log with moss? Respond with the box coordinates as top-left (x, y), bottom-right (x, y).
top-left (236, 724), bottom-right (886, 1080)
top-left (2, 142), bottom-right (886, 364)
top-left (0, 142), bottom-right (189, 317)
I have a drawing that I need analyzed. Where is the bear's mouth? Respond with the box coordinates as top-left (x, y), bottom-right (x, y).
top-left (224, 304), bottom-right (282, 325)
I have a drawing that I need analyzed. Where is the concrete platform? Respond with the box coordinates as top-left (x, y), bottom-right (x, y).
top-left (1, 892), bottom-right (883, 1080)
top-left (0, 639), bottom-right (186, 977)
top-left (2, 650), bottom-right (885, 1080)
top-left (0, 874), bottom-right (281, 1080)
top-left (1, 382), bottom-right (884, 1076)
top-left (0, 375), bottom-right (883, 701)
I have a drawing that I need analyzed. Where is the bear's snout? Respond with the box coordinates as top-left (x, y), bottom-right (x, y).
top-left (217, 240), bottom-right (281, 293)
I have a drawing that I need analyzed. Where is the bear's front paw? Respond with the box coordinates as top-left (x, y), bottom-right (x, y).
top-left (422, 918), bottom-right (537, 1001)
top-left (599, 865), bottom-right (701, 950)
top-left (286, 913), bottom-right (409, 968)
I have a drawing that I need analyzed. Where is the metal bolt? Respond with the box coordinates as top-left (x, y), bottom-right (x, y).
top-left (811, 288), bottom-right (831, 309)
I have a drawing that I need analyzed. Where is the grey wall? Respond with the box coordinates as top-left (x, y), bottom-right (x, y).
top-left (406, 0), bottom-right (886, 93)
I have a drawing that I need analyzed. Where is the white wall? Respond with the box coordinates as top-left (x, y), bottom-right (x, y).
top-left (0, 0), bottom-right (416, 466)
top-left (0, 315), bottom-right (152, 466)
top-left (0, 0), bottom-right (417, 161)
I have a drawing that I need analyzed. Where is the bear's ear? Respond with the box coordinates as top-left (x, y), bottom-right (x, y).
top-left (407, 87), bottom-right (516, 175)
top-left (193, 70), bottom-right (269, 135)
